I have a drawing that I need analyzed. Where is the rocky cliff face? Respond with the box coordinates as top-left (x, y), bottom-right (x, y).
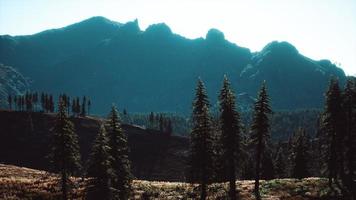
top-left (0, 64), bottom-right (29, 108)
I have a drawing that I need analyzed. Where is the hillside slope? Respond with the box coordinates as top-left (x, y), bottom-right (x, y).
top-left (0, 164), bottom-right (337, 200)
top-left (0, 110), bottom-right (189, 181)
top-left (0, 17), bottom-right (346, 113)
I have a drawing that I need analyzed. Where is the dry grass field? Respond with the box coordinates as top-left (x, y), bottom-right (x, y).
top-left (0, 164), bottom-right (335, 200)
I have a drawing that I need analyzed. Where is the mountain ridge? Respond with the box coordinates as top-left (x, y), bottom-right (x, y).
top-left (0, 16), bottom-right (347, 113)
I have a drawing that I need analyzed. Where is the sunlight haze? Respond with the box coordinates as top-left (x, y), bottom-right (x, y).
top-left (0, 0), bottom-right (355, 75)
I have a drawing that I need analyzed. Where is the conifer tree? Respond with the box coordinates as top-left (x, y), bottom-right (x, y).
top-left (87, 99), bottom-right (91, 115)
top-left (81, 96), bottom-right (87, 116)
top-left (250, 81), bottom-right (272, 200)
top-left (107, 105), bottom-right (132, 200)
top-left (41, 93), bottom-right (45, 111)
top-left (159, 114), bottom-right (164, 132)
top-left (50, 99), bottom-right (81, 200)
top-left (218, 76), bottom-right (241, 200)
top-left (14, 96), bottom-right (17, 110)
top-left (86, 124), bottom-right (115, 200)
top-left (166, 119), bottom-right (173, 136)
top-left (21, 96), bottom-right (25, 111)
top-left (342, 79), bottom-right (356, 199)
top-left (322, 78), bottom-right (344, 187)
top-left (291, 128), bottom-right (310, 179)
top-left (67, 96), bottom-right (71, 114)
top-left (49, 95), bottom-right (54, 112)
top-left (76, 97), bottom-right (81, 116)
top-left (7, 94), bottom-right (12, 110)
top-left (72, 99), bottom-right (76, 115)
top-left (149, 112), bottom-right (155, 129)
top-left (33, 92), bottom-right (38, 111)
top-left (188, 79), bottom-right (214, 200)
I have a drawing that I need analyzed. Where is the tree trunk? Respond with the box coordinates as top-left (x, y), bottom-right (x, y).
top-left (255, 136), bottom-right (262, 200)
top-left (201, 181), bottom-right (207, 200)
top-left (229, 156), bottom-right (236, 200)
top-left (62, 171), bottom-right (67, 200)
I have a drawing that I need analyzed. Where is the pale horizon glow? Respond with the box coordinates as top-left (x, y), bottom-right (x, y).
top-left (0, 0), bottom-right (355, 75)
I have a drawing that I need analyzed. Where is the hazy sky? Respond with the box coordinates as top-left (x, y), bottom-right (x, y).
top-left (0, 0), bottom-right (355, 75)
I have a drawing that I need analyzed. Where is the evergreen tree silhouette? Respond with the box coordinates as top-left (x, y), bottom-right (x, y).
top-left (7, 94), bottom-right (12, 110)
top-left (342, 79), bottom-right (356, 199)
top-left (81, 96), bottom-right (87, 116)
top-left (218, 75), bottom-right (242, 200)
top-left (87, 99), bottom-right (91, 115)
top-left (188, 78), bottom-right (214, 200)
top-left (322, 78), bottom-right (344, 187)
top-left (50, 99), bottom-right (81, 200)
top-left (86, 124), bottom-right (115, 200)
top-left (107, 105), bottom-right (132, 199)
top-left (49, 95), bottom-right (54, 112)
top-left (251, 81), bottom-right (272, 200)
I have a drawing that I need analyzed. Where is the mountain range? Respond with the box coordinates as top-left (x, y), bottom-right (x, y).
top-left (0, 16), bottom-right (347, 113)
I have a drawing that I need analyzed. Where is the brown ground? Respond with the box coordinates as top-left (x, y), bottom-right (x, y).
top-left (0, 164), bottom-right (333, 200)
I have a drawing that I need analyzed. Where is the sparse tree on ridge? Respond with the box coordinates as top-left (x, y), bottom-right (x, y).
top-left (49, 99), bottom-right (81, 200)
top-left (87, 99), bottom-right (91, 115)
top-left (159, 114), bottom-right (164, 132)
top-left (49, 95), bottom-right (54, 112)
top-left (76, 97), bottom-right (81, 116)
top-left (218, 75), bottom-right (242, 200)
top-left (166, 119), bottom-right (173, 136)
top-left (250, 81), bottom-right (272, 200)
top-left (72, 99), bottom-right (76, 115)
top-left (188, 78), bottom-right (214, 200)
top-left (81, 96), bottom-right (87, 117)
top-left (149, 112), bottom-right (155, 129)
top-left (8, 94), bottom-right (12, 110)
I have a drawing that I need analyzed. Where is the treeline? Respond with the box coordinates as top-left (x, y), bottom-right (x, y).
top-left (187, 76), bottom-right (356, 200)
top-left (49, 96), bottom-right (132, 200)
top-left (122, 109), bottom-right (320, 140)
top-left (7, 92), bottom-right (91, 116)
top-left (122, 112), bottom-right (189, 136)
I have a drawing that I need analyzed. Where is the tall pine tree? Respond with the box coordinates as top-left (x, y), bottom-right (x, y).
top-left (188, 78), bottom-right (214, 200)
top-left (322, 78), bottom-right (344, 187)
top-left (107, 105), bottom-right (132, 200)
top-left (50, 99), bottom-right (81, 200)
top-left (251, 81), bottom-right (272, 200)
top-left (218, 76), bottom-right (241, 200)
top-left (86, 124), bottom-right (115, 200)
top-left (342, 79), bottom-right (356, 199)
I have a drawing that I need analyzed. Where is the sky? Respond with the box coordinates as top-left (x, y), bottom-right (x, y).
top-left (0, 0), bottom-right (355, 75)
